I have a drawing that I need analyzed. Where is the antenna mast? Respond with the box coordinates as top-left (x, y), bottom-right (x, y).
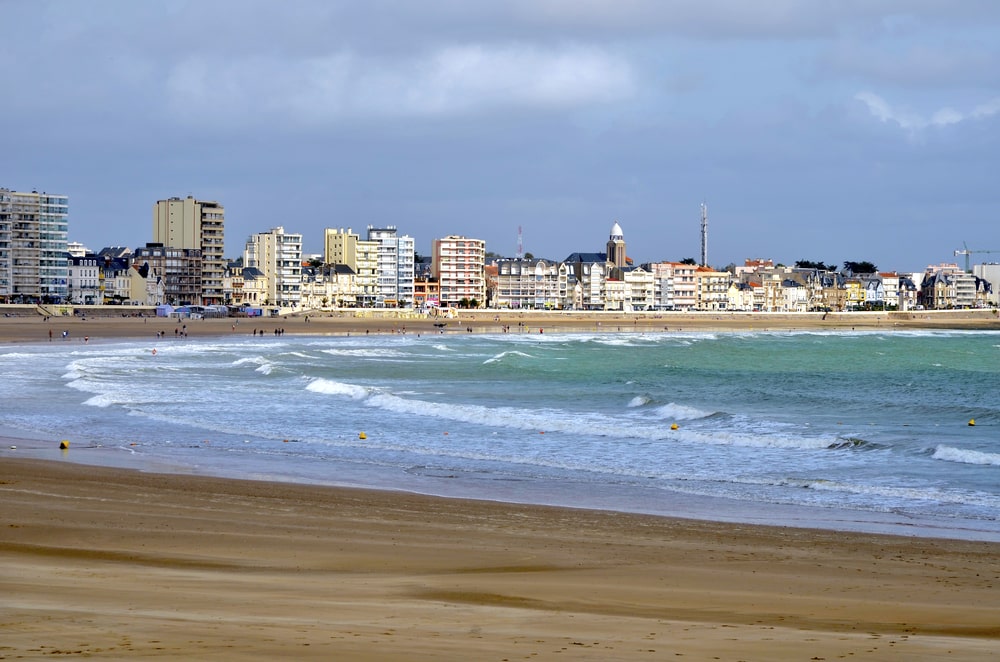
top-left (700, 202), bottom-right (708, 267)
top-left (517, 225), bottom-right (524, 259)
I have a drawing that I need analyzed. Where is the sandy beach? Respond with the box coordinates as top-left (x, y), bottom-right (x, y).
top-left (2, 306), bottom-right (999, 344)
top-left (2, 311), bottom-right (999, 659)
top-left (1, 458), bottom-right (998, 660)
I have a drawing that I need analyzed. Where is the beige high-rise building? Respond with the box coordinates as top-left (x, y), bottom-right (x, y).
top-left (324, 228), bottom-right (378, 307)
top-left (153, 196), bottom-right (225, 304)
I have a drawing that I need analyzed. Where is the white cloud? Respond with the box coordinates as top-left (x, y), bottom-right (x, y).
top-left (163, 44), bottom-right (635, 127)
top-left (855, 91), bottom-right (1000, 132)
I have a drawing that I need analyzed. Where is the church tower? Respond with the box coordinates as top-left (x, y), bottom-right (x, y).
top-left (607, 220), bottom-right (626, 273)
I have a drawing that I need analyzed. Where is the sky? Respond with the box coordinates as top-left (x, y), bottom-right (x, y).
top-left (3, 0), bottom-right (999, 272)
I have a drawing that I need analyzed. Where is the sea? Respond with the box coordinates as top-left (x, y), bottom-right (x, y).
top-left (2, 329), bottom-right (999, 541)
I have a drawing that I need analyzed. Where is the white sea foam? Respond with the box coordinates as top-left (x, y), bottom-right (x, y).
top-left (256, 363), bottom-right (274, 375)
top-left (83, 393), bottom-right (119, 408)
top-left (0, 351), bottom-right (41, 360)
top-left (627, 395), bottom-right (652, 407)
top-left (651, 402), bottom-right (713, 420)
top-left (483, 350), bottom-right (534, 364)
top-left (305, 378), bottom-right (369, 399)
top-left (933, 445), bottom-right (1000, 466)
top-left (283, 351), bottom-right (319, 360)
top-left (320, 348), bottom-right (407, 358)
top-left (233, 356), bottom-right (267, 367)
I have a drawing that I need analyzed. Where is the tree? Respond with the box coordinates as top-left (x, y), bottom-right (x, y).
top-left (308, 257), bottom-right (322, 268)
top-left (679, 257), bottom-right (698, 265)
top-left (795, 260), bottom-right (836, 271)
top-left (524, 252), bottom-right (535, 260)
top-left (843, 260), bottom-right (877, 275)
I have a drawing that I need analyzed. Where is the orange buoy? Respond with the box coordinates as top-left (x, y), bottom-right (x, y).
top-left (59, 440), bottom-right (70, 449)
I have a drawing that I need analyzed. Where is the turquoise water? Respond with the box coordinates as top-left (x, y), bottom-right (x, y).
top-left (2, 329), bottom-right (998, 539)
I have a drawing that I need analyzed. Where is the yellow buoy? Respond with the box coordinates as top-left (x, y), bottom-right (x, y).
top-left (59, 440), bottom-right (70, 449)
top-left (359, 432), bottom-right (367, 440)
top-left (670, 423), bottom-right (679, 430)
top-left (968, 419), bottom-right (976, 426)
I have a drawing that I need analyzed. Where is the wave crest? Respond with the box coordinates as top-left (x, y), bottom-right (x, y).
top-left (933, 445), bottom-right (1000, 466)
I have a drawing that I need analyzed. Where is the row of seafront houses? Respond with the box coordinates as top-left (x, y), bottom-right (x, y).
top-left (2, 187), bottom-right (995, 314)
top-left (495, 257), bottom-right (996, 312)
top-left (67, 244), bottom-right (996, 315)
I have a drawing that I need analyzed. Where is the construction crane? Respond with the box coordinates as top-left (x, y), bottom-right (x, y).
top-left (954, 242), bottom-right (1000, 272)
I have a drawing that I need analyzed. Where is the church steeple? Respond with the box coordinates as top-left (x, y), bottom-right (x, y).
top-left (607, 220), bottom-right (626, 272)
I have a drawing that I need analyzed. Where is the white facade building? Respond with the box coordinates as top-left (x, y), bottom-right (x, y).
top-left (244, 226), bottom-right (303, 309)
top-left (0, 188), bottom-right (69, 302)
top-left (494, 259), bottom-right (568, 309)
top-left (368, 226), bottom-right (415, 307)
top-left (67, 254), bottom-right (101, 304)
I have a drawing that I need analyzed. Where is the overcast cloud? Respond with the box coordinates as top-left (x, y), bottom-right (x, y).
top-left (2, 0), bottom-right (999, 270)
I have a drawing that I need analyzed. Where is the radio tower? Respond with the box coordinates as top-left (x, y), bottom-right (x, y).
top-left (700, 202), bottom-right (708, 267)
top-left (516, 225), bottom-right (524, 259)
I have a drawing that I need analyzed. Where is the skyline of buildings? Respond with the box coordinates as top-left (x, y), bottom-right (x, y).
top-left (2, 186), bottom-right (998, 312)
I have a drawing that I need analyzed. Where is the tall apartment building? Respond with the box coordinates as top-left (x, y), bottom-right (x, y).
top-left (324, 228), bottom-right (379, 307)
top-left (244, 226), bottom-right (303, 309)
top-left (152, 196), bottom-right (225, 304)
top-left (367, 226), bottom-right (415, 307)
top-left (432, 235), bottom-right (486, 307)
top-left (0, 188), bottom-right (69, 303)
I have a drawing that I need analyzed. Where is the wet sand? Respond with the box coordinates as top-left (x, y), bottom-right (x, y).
top-left (1, 458), bottom-right (998, 660)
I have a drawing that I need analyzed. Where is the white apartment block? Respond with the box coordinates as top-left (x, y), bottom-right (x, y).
top-left (153, 196), bottom-right (225, 304)
top-left (368, 226), bottom-right (415, 307)
top-left (244, 226), bottom-right (303, 309)
top-left (623, 267), bottom-right (655, 311)
top-left (0, 188), bottom-right (69, 303)
top-left (695, 267), bottom-right (730, 311)
top-left (650, 262), bottom-right (697, 311)
top-left (495, 258), bottom-right (568, 309)
top-left (432, 235), bottom-right (486, 307)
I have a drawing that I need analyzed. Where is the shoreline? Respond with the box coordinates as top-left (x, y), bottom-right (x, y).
top-left (6, 432), bottom-right (999, 545)
top-left (2, 457), bottom-right (998, 660)
top-left (2, 313), bottom-right (999, 545)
